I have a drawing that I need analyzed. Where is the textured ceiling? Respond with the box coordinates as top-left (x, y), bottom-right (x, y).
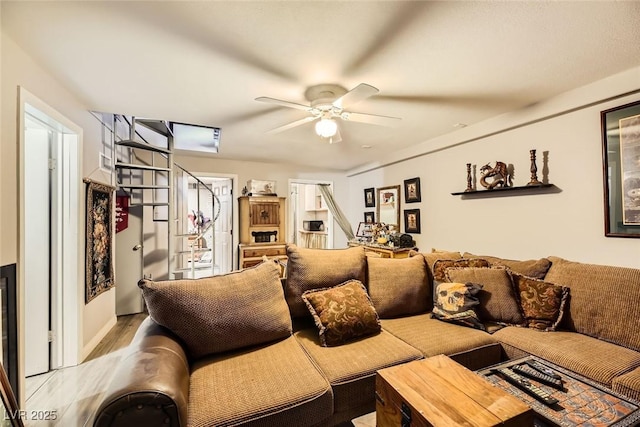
top-left (3, 1), bottom-right (640, 170)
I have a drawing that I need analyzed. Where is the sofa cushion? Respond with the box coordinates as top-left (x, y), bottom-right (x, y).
top-left (545, 256), bottom-right (640, 352)
top-left (446, 267), bottom-right (524, 326)
top-left (494, 326), bottom-right (640, 387)
top-left (381, 313), bottom-right (501, 371)
top-left (612, 367), bottom-right (640, 402)
top-left (511, 272), bottom-right (569, 331)
top-left (367, 254), bottom-right (430, 318)
top-left (188, 336), bottom-right (333, 427)
top-left (302, 280), bottom-right (381, 346)
top-left (294, 328), bottom-right (422, 420)
top-left (463, 252), bottom-right (551, 279)
top-left (432, 282), bottom-right (485, 330)
top-left (138, 261), bottom-right (292, 359)
top-left (285, 244), bottom-right (366, 318)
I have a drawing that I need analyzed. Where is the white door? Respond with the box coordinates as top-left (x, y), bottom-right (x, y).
top-left (212, 179), bottom-right (233, 274)
top-left (24, 127), bottom-right (51, 377)
top-left (115, 205), bottom-right (144, 315)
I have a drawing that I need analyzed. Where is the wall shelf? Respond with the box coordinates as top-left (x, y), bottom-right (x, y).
top-left (451, 183), bottom-right (559, 198)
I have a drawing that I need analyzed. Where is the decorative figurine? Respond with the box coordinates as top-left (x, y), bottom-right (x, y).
top-left (465, 163), bottom-right (473, 192)
top-left (480, 161), bottom-right (512, 189)
top-left (527, 149), bottom-right (542, 186)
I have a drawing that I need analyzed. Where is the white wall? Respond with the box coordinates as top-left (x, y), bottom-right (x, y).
top-left (347, 67), bottom-right (640, 268)
top-left (1, 32), bottom-right (116, 367)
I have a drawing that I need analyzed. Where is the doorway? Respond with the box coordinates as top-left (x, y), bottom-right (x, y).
top-left (19, 87), bottom-right (82, 392)
top-left (184, 175), bottom-right (234, 277)
top-left (288, 180), bottom-right (334, 249)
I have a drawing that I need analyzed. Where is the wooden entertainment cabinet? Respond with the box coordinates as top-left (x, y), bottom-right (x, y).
top-left (238, 196), bottom-right (287, 273)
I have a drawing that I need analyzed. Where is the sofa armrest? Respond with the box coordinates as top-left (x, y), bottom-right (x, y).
top-left (93, 317), bottom-right (190, 427)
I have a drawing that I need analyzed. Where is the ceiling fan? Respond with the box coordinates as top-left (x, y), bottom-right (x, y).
top-left (256, 83), bottom-right (401, 144)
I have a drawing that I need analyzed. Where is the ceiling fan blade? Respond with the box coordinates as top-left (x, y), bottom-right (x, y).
top-left (333, 83), bottom-right (379, 109)
top-left (255, 97), bottom-right (313, 112)
top-left (267, 116), bottom-right (317, 134)
top-left (328, 129), bottom-right (342, 144)
top-left (343, 111), bottom-right (401, 126)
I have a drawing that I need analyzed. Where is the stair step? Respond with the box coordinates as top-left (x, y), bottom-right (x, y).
top-left (116, 140), bottom-right (171, 154)
top-left (176, 249), bottom-right (212, 254)
top-left (135, 118), bottom-right (173, 137)
top-left (174, 266), bottom-right (216, 272)
top-left (129, 202), bottom-right (170, 207)
top-left (115, 162), bottom-right (171, 172)
top-left (118, 184), bottom-right (170, 190)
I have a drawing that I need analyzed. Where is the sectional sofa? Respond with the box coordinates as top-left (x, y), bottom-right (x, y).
top-left (93, 244), bottom-right (640, 427)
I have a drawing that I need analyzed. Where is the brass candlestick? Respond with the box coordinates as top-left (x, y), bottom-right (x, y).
top-left (465, 163), bottom-right (473, 192)
top-left (527, 149), bottom-right (541, 186)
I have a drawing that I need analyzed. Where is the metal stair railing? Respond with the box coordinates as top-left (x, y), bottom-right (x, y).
top-left (92, 112), bottom-right (220, 279)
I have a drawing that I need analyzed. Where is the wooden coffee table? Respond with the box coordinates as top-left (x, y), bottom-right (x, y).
top-left (477, 356), bottom-right (640, 427)
top-left (375, 355), bottom-right (534, 426)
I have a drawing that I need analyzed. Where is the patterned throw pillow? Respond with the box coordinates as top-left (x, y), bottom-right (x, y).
top-left (432, 282), bottom-right (485, 331)
top-left (302, 280), bottom-right (381, 346)
top-left (511, 272), bottom-right (569, 331)
top-left (432, 258), bottom-right (491, 283)
top-left (445, 267), bottom-right (524, 326)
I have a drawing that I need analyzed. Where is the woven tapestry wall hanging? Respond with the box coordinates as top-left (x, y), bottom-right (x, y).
top-left (85, 180), bottom-right (115, 303)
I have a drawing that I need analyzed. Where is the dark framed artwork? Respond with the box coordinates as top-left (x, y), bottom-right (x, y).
top-left (404, 177), bottom-right (421, 203)
top-left (364, 187), bottom-right (375, 207)
top-left (364, 211), bottom-right (375, 223)
top-left (601, 100), bottom-right (640, 237)
top-left (355, 222), bottom-right (373, 238)
top-left (85, 180), bottom-right (116, 302)
top-left (0, 264), bottom-right (18, 400)
top-left (404, 209), bottom-right (421, 234)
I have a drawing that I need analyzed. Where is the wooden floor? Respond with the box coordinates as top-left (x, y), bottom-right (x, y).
top-left (24, 313), bottom-right (147, 427)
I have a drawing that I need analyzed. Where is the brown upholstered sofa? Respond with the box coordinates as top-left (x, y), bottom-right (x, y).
top-left (93, 245), bottom-right (640, 427)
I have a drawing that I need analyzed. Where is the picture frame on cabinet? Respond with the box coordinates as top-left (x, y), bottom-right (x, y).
top-left (601, 100), bottom-right (640, 238)
top-left (364, 211), bottom-right (375, 223)
top-left (404, 177), bottom-right (421, 203)
top-left (404, 209), bottom-right (421, 234)
top-left (364, 187), bottom-right (375, 207)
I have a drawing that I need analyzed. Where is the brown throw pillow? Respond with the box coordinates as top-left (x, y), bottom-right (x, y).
top-left (285, 244), bottom-right (366, 318)
top-left (138, 261), bottom-right (292, 359)
top-left (511, 272), bottom-right (569, 331)
top-left (463, 252), bottom-right (551, 280)
top-left (367, 254), bottom-right (430, 318)
top-left (446, 267), bottom-right (524, 325)
top-left (302, 280), bottom-right (381, 346)
top-left (432, 282), bottom-right (485, 331)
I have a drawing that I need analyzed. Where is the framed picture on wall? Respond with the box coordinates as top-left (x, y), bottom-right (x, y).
top-left (364, 211), bottom-right (375, 223)
top-left (404, 178), bottom-right (421, 203)
top-left (601, 100), bottom-right (640, 238)
top-left (364, 187), bottom-right (375, 207)
top-left (404, 209), bottom-right (421, 234)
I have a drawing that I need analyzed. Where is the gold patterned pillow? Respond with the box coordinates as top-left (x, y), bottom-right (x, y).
top-left (511, 272), bottom-right (569, 331)
top-left (432, 258), bottom-right (490, 282)
top-left (302, 280), bottom-right (381, 346)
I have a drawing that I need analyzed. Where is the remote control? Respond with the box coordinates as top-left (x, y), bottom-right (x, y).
top-left (512, 364), bottom-right (564, 390)
top-left (526, 360), bottom-right (562, 380)
top-left (496, 368), bottom-right (559, 406)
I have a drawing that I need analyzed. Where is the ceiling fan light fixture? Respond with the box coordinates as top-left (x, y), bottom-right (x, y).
top-left (315, 118), bottom-right (338, 138)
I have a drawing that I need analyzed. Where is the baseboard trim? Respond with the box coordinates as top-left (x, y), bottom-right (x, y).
top-left (81, 315), bottom-right (117, 362)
